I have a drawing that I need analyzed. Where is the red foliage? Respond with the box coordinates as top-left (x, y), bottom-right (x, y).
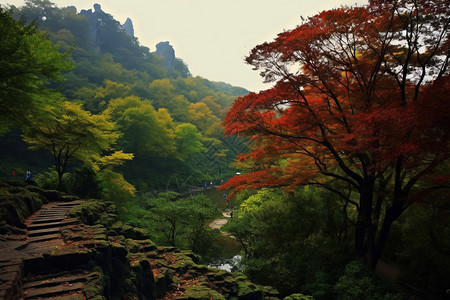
top-left (222, 0), bottom-right (449, 201)
top-left (220, 0), bottom-right (449, 268)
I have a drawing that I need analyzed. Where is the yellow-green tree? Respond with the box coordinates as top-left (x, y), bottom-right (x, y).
top-left (175, 123), bottom-right (204, 160)
top-left (105, 96), bottom-right (177, 156)
top-left (187, 102), bottom-right (221, 135)
top-left (22, 101), bottom-right (127, 185)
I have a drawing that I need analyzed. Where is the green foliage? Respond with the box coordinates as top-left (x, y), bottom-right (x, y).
top-left (98, 168), bottom-right (136, 202)
top-left (333, 261), bottom-right (401, 300)
top-left (283, 294), bottom-right (313, 300)
top-left (384, 199), bottom-right (450, 295)
top-left (34, 168), bottom-right (70, 192)
top-left (5, 1), bottom-right (248, 192)
top-left (22, 102), bottom-right (121, 184)
top-left (69, 165), bottom-right (102, 199)
top-left (118, 193), bottom-right (220, 255)
top-left (223, 187), bottom-right (354, 297)
top-left (175, 123), bottom-right (204, 160)
top-left (0, 7), bottom-right (72, 135)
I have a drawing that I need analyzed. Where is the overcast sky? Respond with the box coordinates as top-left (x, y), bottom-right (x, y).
top-left (4, 0), bottom-right (367, 92)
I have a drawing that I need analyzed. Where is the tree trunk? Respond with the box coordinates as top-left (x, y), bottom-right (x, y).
top-left (355, 178), bottom-right (379, 269)
top-left (373, 200), bottom-right (405, 268)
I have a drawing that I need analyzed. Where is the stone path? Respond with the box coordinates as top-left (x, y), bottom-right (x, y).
top-left (26, 201), bottom-right (81, 243)
top-left (208, 211), bottom-right (232, 230)
top-left (0, 200), bottom-right (85, 300)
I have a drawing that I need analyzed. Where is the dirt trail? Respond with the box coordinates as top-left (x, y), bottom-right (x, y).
top-left (208, 211), bottom-right (232, 230)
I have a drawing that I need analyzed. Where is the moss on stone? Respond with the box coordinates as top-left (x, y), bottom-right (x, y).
top-left (171, 253), bottom-right (197, 273)
top-left (262, 285), bottom-right (280, 298)
top-left (83, 271), bottom-right (106, 299)
top-left (283, 294), bottom-right (314, 300)
top-left (179, 285), bottom-right (226, 300)
top-left (0, 190), bottom-right (43, 228)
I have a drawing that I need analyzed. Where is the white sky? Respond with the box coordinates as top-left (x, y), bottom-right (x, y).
top-left (3, 0), bottom-right (367, 92)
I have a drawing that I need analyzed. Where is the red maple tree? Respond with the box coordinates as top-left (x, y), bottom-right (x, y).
top-left (221, 0), bottom-right (449, 269)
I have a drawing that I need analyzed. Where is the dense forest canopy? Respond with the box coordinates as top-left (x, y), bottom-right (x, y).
top-left (1, 0), bottom-right (249, 194)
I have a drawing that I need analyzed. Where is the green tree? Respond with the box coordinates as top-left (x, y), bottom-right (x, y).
top-left (223, 187), bottom-right (354, 297)
top-left (130, 193), bottom-right (219, 251)
top-left (105, 96), bottom-right (177, 156)
top-left (22, 101), bottom-right (122, 185)
top-left (183, 195), bottom-right (220, 253)
top-left (0, 7), bottom-right (72, 135)
top-left (175, 123), bottom-right (204, 161)
top-left (187, 102), bottom-right (221, 136)
top-left (334, 261), bottom-right (401, 300)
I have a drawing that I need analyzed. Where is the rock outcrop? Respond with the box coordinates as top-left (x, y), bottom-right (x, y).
top-left (123, 17), bottom-right (135, 37)
top-left (79, 3), bottom-right (103, 49)
top-left (155, 41), bottom-right (177, 71)
top-left (0, 180), bottom-right (311, 300)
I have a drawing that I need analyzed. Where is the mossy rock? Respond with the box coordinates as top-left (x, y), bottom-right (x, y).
top-left (171, 253), bottom-right (197, 273)
top-left (40, 189), bottom-right (65, 202)
top-left (69, 201), bottom-right (108, 225)
top-left (135, 239), bottom-right (158, 252)
top-left (236, 281), bottom-right (258, 297)
top-left (111, 242), bottom-right (128, 258)
top-left (128, 253), bottom-right (148, 268)
top-left (155, 268), bottom-right (173, 298)
top-left (0, 191), bottom-right (43, 227)
top-left (178, 285), bottom-right (226, 300)
top-left (180, 250), bottom-right (200, 263)
top-left (157, 246), bottom-right (177, 253)
top-left (125, 238), bottom-right (142, 253)
top-left (122, 225), bottom-right (149, 240)
top-left (130, 258), bottom-right (156, 300)
top-left (283, 294), bottom-right (314, 300)
top-left (262, 286), bottom-right (280, 298)
top-left (83, 272), bottom-right (107, 299)
top-left (205, 268), bottom-right (230, 281)
top-left (111, 222), bottom-right (148, 240)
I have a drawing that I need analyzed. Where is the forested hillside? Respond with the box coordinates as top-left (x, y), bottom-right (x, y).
top-left (1, 0), bottom-right (248, 195)
top-left (1, 1), bottom-right (449, 299)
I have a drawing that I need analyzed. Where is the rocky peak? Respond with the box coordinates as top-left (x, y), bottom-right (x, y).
top-left (155, 41), bottom-right (176, 70)
top-left (79, 3), bottom-right (104, 49)
top-left (123, 17), bottom-right (134, 36)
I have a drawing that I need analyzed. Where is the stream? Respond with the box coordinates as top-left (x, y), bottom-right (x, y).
top-left (204, 189), bottom-right (243, 272)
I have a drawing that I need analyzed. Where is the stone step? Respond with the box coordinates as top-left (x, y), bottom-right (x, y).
top-left (28, 227), bottom-right (60, 237)
top-left (0, 262), bottom-right (22, 300)
top-left (55, 202), bottom-right (83, 207)
top-left (33, 215), bottom-right (65, 222)
top-left (38, 209), bottom-right (69, 212)
top-left (30, 217), bottom-right (64, 224)
top-left (27, 219), bottom-right (78, 231)
top-left (40, 207), bottom-right (72, 211)
top-left (43, 294), bottom-right (85, 300)
top-left (23, 274), bottom-right (88, 289)
top-left (37, 208), bottom-right (70, 212)
top-left (35, 213), bottom-right (67, 218)
top-left (28, 233), bottom-right (60, 243)
top-left (23, 281), bottom-right (84, 299)
top-left (0, 260), bottom-right (22, 269)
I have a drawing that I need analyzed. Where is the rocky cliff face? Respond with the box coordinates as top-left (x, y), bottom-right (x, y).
top-left (0, 180), bottom-right (313, 300)
top-left (155, 41), bottom-right (177, 71)
top-left (79, 3), bottom-right (103, 50)
top-left (123, 17), bottom-right (134, 36)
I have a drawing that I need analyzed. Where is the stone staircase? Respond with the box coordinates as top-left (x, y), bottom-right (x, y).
top-left (21, 270), bottom-right (90, 300)
top-left (26, 201), bottom-right (82, 243)
top-left (0, 200), bottom-right (85, 300)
